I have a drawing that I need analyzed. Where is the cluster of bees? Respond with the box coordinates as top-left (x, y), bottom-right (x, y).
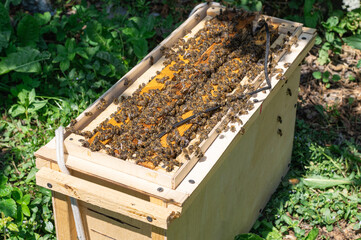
top-left (75, 9), bottom-right (288, 172)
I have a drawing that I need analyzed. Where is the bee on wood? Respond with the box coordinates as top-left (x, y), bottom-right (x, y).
top-left (286, 88), bottom-right (292, 96)
top-left (276, 73), bottom-right (283, 80)
top-left (113, 97), bottom-right (119, 105)
top-left (149, 56), bottom-right (154, 66)
top-left (240, 127), bottom-right (245, 135)
top-left (85, 111), bottom-right (93, 117)
top-left (123, 77), bottom-right (130, 86)
top-left (70, 119), bottom-right (77, 127)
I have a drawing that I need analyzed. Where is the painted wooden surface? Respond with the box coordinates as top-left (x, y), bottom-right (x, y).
top-left (167, 66), bottom-right (301, 240)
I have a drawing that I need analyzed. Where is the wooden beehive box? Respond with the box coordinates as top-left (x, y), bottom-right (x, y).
top-left (35, 4), bottom-right (316, 240)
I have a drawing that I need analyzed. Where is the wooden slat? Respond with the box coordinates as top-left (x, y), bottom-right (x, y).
top-left (35, 148), bottom-right (189, 205)
top-left (63, 134), bottom-right (174, 188)
top-left (52, 192), bottom-right (78, 240)
top-left (151, 197), bottom-right (167, 240)
top-left (36, 167), bottom-right (181, 229)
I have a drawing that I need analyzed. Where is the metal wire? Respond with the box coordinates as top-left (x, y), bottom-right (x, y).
top-left (158, 21), bottom-right (271, 138)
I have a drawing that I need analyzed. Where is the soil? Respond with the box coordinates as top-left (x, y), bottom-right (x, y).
top-left (295, 45), bottom-right (361, 240)
top-left (284, 220), bottom-right (361, 240)
top-left (297, 44), bottom-right (361, 145)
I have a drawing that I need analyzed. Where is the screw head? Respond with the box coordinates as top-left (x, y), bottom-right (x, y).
top-left (188, 179), bottom-right (195, 184)
top-left (147, 216), bottom-right (153, 222)
top-left (47, 183), bottom-right (53, 188)
top-left (157, 187), bottom-right (164, 192)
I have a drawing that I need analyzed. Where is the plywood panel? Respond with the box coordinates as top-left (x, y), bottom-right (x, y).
top-left (166, 66), bottom-right (301, 240)
top-left (52, 192), bottom-right (78, 240)
top-left (80, 203), bottom-right (152, 240)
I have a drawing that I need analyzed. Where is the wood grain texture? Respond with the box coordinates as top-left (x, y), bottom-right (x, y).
top-left (52, 192), bottom-right (78, 240)
top-left (36, 167), bottom-right (180, 229)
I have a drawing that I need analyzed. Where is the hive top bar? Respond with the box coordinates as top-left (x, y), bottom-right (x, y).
top-left (76, 9), bottom-right (278, 171)
top-left (35, 3), bottom-right (316, 196)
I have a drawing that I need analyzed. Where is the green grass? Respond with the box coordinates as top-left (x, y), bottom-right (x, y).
top-left (246, 119), bottom-right (361, 239)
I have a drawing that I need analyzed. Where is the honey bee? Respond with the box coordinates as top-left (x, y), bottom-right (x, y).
top-left (85, 111), bottom-right (93, 117)
top-left (150, 56), bottom-right (154, 66)
top-left (113, 97), bottom-right (119, 105)
top-left (70, 119), bottom-right (77, 126)
top-left (123, 77), bottom-right (130, 86)
top-left (277, 116), bottom-right (282, 123)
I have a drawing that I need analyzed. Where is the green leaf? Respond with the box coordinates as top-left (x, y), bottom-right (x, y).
top-left (0, 32), bottom-right (9, 52)
top-left (304, 0), bottom-right (315, 13)
top-left (0, 174), bottom-right (7, 186)
top-left (315, 36), bottom-right (322, 45)
top-left (0, 3), bottom-right (12, 33)
top-left (0, 48), bottom-right (50, 75)
top-left (44, 221), bottom-right (54, 232)
top-left (28, 88), bottom-right (36, 104)
top-left (17, 89), bottom-right (28, 104)
top-left (0, 184), bottom-right (11, 197)
top-left (122, 27), bottom-right (138, 37)
top-left (305, 12), bottom-right (319, 28)
top-left (17, 14), bottom-right (40, 46)
top-left (7, 222), bottom-right (19, 232)
top-left (96, 51), bottom-right (123, 71)
top-left (312, 71), bottom-right (322, 79)
top-left (12, 187), bottom-right (23, 203)
top-left (235, 233), bottom-right (264, 240)
top-left (25, 168), bottom-right (37, 183)
top-left (22, 194), bottom-right (31, 205)
top-left (8, 104), bottom-right (26, 117)
top-left (86, 20), bottom-right (108, 49)
top-left (323, 71), bottom-right (330, 79)
top-left (132, 38), bottom-right (148, 59)
top-left (60, 60), bottom-right (70, 72)
top-left (303, 175), bottom-right (356, 189)
top-left (343, 34), bottom-right (361, 50)
top-left (28, 100), bottom-right (47, 113)
top-left (325, 32), bottom-right (334, 43)
top-left (332, 74), bottom-right (341, 81)
top-left (0, 198), bottom-right (17, 217)
top-left (34, 12), bottom-right (51, 25)
top-left (304, 228), bottom-right (319, 240)
top-left (21, 204), bottom-right (30, 217)
top-left (323, 16), bottom-right (339, 29)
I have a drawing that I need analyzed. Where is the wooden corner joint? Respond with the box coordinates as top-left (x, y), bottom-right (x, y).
top-left (36, 167), bottom-right (181, 229)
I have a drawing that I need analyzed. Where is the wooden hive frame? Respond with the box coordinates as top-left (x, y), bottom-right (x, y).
top-left (35, 4), bottom-right (316, 240)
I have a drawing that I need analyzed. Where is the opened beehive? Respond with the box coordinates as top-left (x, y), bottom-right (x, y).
top-left (35, 4), bottom-right (316, 240)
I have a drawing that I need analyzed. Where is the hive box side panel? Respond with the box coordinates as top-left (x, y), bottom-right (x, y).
top-left (167, 66), bottom-right (301, 240)
top-left (79, 202), bottom-right (153, 240)
top-left (52, 192), bottom-right (79, 240)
